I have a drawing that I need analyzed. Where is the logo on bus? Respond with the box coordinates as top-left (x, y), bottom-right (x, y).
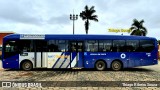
top-left (84, 52), bottom-right (87, 55)
top-left (120, 53), bottom-right (126, 59)
top-left (48, 55), bottom-right (54, 58)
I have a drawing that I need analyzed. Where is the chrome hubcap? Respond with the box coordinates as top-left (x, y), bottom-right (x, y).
top-left (25, 63), bottom-right (30, 69)
top-left (98, 64), bottom-right (102, 68)
top-left (114, 63), bottom-right (119, 69)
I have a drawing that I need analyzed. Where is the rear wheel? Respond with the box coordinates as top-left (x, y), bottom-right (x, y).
top-left (111, 61), bottom-right (122, 71)
top-left (21, 61), bottom-right (33, 71)
top-left (95, 61), bottom-right (106, 71)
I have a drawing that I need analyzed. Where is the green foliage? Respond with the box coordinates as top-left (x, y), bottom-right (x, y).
top-left (80, 5), bottom-right (98, 34)
top-left (130, 19), bottom-right (147, 36)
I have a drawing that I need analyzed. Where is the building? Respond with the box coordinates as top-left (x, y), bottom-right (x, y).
top-left (0, 31), bottom-right (14, 55)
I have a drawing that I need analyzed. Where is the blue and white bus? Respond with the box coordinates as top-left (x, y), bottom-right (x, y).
top-left (2, 34), bottom-right (159, 71)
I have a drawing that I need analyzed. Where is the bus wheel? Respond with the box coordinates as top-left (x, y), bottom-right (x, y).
top-left (21, 61), bottom-right (33, 71)
top-left (111, 61), bottom-right (122, 71)
top-left (95, 61), bottom-right (106, 71)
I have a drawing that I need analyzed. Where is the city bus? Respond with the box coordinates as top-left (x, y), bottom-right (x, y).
top-left (2, 34), bottom-right (159, 71)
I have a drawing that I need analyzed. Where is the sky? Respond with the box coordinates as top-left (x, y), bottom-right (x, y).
top-left (0, 0), bottom-right (160, 39)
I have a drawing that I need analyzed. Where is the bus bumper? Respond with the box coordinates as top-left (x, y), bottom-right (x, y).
top-left (2, 60), bottom-right (19, 69)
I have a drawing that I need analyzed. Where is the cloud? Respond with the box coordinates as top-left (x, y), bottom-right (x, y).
top-left (47, 14), bottom-right (70, 25)
top-left (0, 0), bottom-right (43, 25)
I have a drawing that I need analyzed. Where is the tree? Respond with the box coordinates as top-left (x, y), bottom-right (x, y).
top-left (80, 5), bottom-right (98, 34)
top-left (130, 19), bottom-right (147, 36)
top-left (158, 40), bottom-right (160, 44)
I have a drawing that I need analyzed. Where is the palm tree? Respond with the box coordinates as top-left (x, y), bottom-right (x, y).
top-left (130, 19), bottom-right (147, 36)
top-left (80, 5), bottom-right (98, 34)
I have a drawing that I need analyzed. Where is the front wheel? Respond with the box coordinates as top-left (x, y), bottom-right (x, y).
top-left (21, 61), bottom-right (33, 71)
top-left (95, 61), bottom-right (106, 71)
top-left (111, 61), bottom-right (122, 71)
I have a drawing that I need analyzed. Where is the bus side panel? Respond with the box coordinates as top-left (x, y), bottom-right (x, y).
top-left (83, 52), bottom-right (129, 69)
top-left (70, 52), bottom-right (77, 68)
top-left (61, 52), bottom-right (71, 68)
top-left (3, 54), bottom-right (19, 69)
top-left (77, 52), bottom-right (84, 67)
top-left (48, 52), bottom-right (65, 68)
top-left (83, 52), bottom-right (94, 68)
top-left (144, 50), bottom-right (158, 66)
top-left (151, 51), bottom-right (158, 65)
top-left (129, 52), bottom-right (141, 67)
top-left (106, 52), bottom-right (129, 68)
top-left (150, 46), bottom-right (158, 65)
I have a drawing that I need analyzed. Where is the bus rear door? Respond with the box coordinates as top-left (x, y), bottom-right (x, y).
top-left (69, 41), bottom-right (84, 68)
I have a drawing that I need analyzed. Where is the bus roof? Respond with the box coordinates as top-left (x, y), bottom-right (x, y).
top-left (3, 34), bottom-right (157, 40)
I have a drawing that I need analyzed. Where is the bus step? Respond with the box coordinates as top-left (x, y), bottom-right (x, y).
top-left (72, 67), bottom-right (83, 69)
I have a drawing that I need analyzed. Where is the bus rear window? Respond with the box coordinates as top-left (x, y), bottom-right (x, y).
top-left (139, 40), bottom-right (155, 52)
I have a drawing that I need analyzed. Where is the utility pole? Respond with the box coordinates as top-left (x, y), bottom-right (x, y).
top-left (70, 10), bottom-right (78, 34)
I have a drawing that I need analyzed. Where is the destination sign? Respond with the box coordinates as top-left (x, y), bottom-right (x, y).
top-left (20, 34), bottom-right (45, 39)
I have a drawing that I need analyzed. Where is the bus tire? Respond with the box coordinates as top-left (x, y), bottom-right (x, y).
top-left (111, 61), bottom-right (122, 71)
top-left (95, 61), bottom-right (106, 71)
top-left (21, 61), bottom-right (33, 71)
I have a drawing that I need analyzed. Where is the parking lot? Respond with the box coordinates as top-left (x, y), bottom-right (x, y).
top-left (0, 62), bottom-right (160, 90)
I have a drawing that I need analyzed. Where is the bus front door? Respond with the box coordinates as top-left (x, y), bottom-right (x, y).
top-left (70, 41), bottom-right (84, 68)
top-left (34, 40), bottom-right (47, 68)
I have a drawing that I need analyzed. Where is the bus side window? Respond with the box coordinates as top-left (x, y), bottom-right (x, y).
top-left (19, 40), bottom-right (33, 52)
top-left (58, 40), bottom-right (66, 52)
top-left (125, 45), bottom-right (133, 52)
top-left (47, 40), bottom-right (67, 52)
top-left (71, 45), bottom-right (76, 52)
top-left (85, 40), bottom-right (98, 52)
top-left (48, 40), bottom-right (57, 52)
top-left (78, 43), bottom-right (83, 52)
top-left (98, 40), bottom-right (104, 52)
top-left (139, 40), bottom-right (154, 52)
top-left (126, 40), bottom-right (139, 52)
top-left (99, 40), bottom-right (112, 52)
top-left (110, 46), bottom-right (117, 52)
top-left (113, 40), bottom-right (125, 52)
top-left (65, 41), bottom-right (69, 52)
